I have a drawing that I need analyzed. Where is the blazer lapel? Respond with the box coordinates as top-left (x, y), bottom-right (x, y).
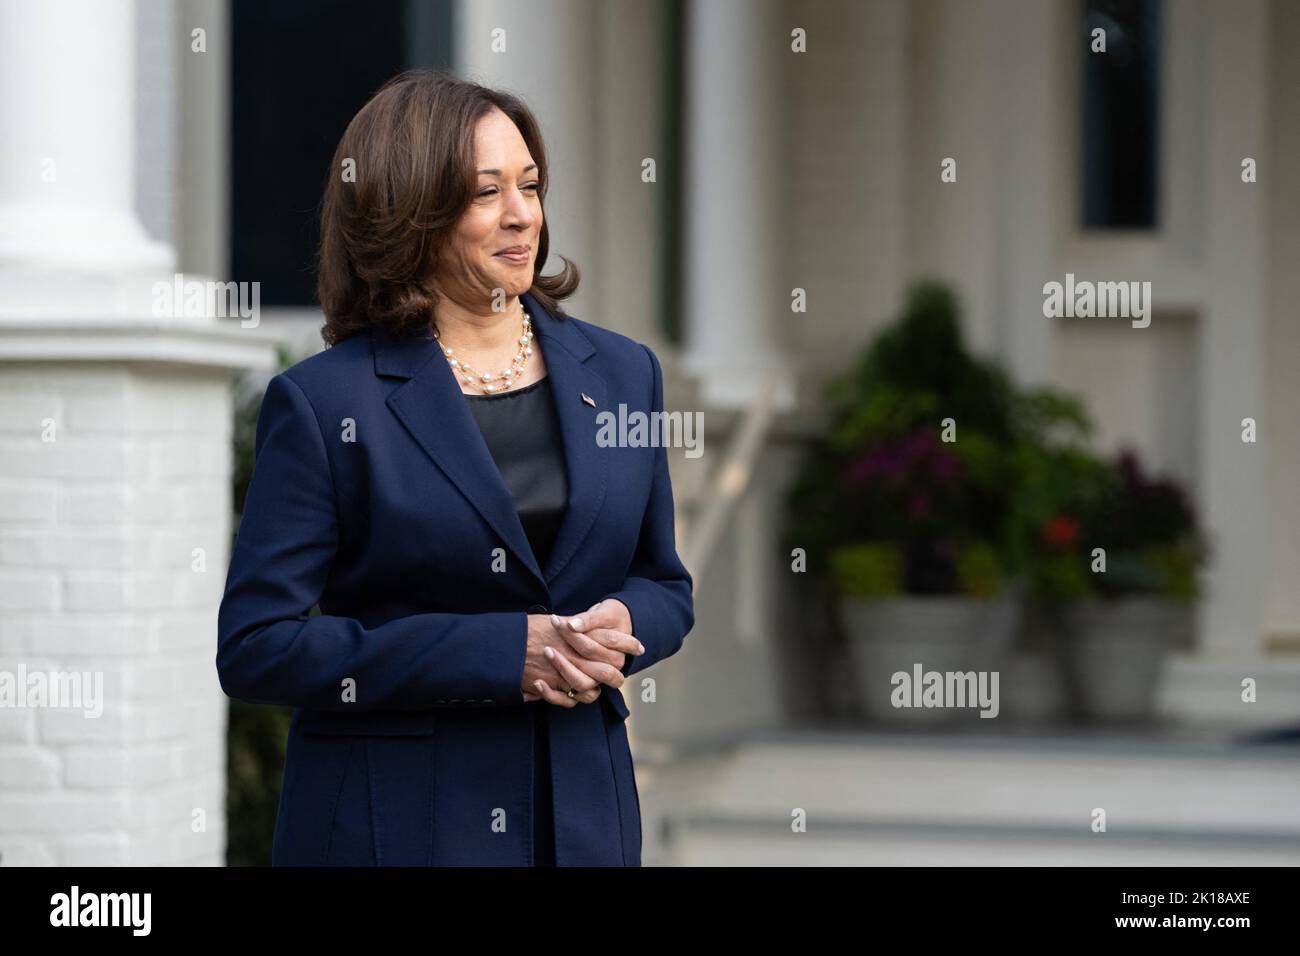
top-left (527, 292), bottom-right (609, 585)
top-left (374, 291), bottom-right (608, 595)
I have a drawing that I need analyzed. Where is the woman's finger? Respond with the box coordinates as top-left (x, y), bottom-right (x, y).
top-left (554, 624), bottom-right (618, 663)
top-left (532, 679), bottom-right (576, 708)
top-left (586, 626), bottom-right (644, 659)
top-left (571, 650), bottom-right (625, 689)
top-left (568, 601), bottom-right (634, 640)
top-left (552, 613), bottom-right (616, 663)
top-left (562, 612), bottom-right (643, 656)
top-left (561, 626), bottom-right (641, 668)
top-left (544, 645), bottom-right (600, 693)
top-left (534, 680), bottom-right (598, 706)
top-left (553, 617), bottom-right (641, 668)
top-left (548, 644), bottom-right (623, 690)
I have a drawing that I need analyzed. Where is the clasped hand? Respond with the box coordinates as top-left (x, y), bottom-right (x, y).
top-left (520, 598), bottom-right (643, 707)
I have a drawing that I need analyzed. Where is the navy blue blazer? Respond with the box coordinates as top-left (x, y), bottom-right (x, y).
top-left (217, 291), bottom-right (694, 866)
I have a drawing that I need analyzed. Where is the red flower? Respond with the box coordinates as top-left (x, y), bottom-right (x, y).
top-left (1043, 514), bottom-right (1079, 548)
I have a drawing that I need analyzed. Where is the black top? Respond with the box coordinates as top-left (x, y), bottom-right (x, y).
top-left (464, 375), bottom-right (568, 867)
top-left (464, 377), bottom-right (569, 571)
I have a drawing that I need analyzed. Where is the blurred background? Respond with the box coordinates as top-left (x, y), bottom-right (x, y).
top-left (1, 0), bottom-right (1298, 866)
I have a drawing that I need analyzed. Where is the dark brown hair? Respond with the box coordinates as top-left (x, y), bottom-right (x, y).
top-left (316, 70), bottom-right (580, 346)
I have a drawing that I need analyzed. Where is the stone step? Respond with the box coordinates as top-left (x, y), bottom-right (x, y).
top-left (637, 730), bottom-right (1300, 865)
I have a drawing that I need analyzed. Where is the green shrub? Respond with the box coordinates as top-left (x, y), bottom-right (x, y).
top-left (829, 543), bottom-right (905, 599)
top-left (955, 541), bottom-right (1006, 598)
top-left (786, 280), bottom-right (1036, 599)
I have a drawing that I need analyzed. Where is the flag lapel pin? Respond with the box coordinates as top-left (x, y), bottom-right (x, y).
top-left (581, 392), bottom-right (596, 408)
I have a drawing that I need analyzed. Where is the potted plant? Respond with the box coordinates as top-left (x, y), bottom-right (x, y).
top-left (1001, 432), bottom-right (1109, 722)
top-left (786, 282), bottom-right (1029, 724)
top-left (1026, 447), bottom-right (1207, 722)
top-left (1065, 449), bottom-right (1207, 722)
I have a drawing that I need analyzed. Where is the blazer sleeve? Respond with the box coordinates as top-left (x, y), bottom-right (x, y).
top-left (216, 372), bottom-right (529, 712)
top-left (603, 344), bottom-right (696, 678)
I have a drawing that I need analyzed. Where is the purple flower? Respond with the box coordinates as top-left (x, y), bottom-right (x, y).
top-left (931, 447), bottom-right (962, 485)
top-left (842, 427), bottom-right (965, 491)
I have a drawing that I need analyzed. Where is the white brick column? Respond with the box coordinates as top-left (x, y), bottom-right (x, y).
top-left (679, 0), bottom-right (793, 410)
top-left (0, 0), bottom-right (276, 865)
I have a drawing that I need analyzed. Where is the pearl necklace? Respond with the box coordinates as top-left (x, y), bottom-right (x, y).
top-left (433, 306), bottom-right (534, 394)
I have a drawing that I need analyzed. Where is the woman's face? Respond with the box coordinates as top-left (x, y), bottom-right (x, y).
top-left (437, 108), bottom-right (543, 306)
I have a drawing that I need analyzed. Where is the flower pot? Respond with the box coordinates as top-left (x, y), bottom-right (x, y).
top-left (840, 593), bottom-right (1021, 725)
top-left (1001, 600), bottom-right (1072, 722)
top-left (1060, 597), bottom-right (1192, 722)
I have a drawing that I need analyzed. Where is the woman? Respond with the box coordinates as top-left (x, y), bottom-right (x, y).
top-left (216, 71), bottom-right (694, 867)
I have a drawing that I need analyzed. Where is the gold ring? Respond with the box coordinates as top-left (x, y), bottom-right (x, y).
top-left (566, 688), bottom-right (577, 699)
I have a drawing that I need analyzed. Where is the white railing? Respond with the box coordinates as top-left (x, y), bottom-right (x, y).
top-left (679, 372), bottom-right (785, 592)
